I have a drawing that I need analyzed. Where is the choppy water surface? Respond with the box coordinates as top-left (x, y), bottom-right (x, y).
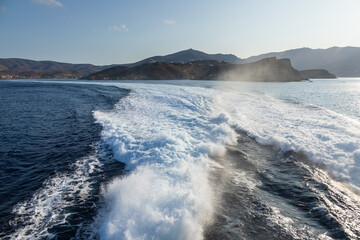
top-left (0, 79), bottom-right (359, 239)
top-left (0, 81), bottom-right (128, 239)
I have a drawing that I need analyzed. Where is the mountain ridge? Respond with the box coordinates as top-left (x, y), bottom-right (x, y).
top-left (2, 46), bottom-right (356, 79)
top-left (0, 58), bottom-right (112, 73)
top-left (0, 58), bottom-right (119, 79)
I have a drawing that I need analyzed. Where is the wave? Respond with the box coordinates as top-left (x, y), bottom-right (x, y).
top-left (215, 89), bottom-right (360, 191)
top-left (93, 85), bottom-right (237, 240)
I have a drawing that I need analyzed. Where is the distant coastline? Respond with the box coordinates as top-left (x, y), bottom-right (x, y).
top-left (0, 48), bottom-right (339, 81)
top-left (82, 57), bottom-right (336, 82)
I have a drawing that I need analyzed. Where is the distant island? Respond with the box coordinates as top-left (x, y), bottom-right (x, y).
top-left (83, 57), bottom-right (334, 81)
top-left (0, 48), bottom-right (339, 81)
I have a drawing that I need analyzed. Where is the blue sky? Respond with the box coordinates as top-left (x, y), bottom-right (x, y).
top-left (1, 0), bottom-right (360, 65)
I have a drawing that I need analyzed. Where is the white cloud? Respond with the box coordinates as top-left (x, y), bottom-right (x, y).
top-left (31, 0), bottom-right (63, 7)
top-left (108, 25), bottom-right (129, 32)
top-left (164, 19), bottom-right (175, 25)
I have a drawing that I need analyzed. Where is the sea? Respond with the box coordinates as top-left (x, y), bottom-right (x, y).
top-left (0, 78), bottom-right (359, 240)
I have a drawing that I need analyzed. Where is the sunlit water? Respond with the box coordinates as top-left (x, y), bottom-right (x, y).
top-left (0, 78), bottom-right (359, 239)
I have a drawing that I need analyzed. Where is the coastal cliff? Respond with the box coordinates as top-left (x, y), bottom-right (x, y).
top-left (219, 57), bottom-right (302, 82)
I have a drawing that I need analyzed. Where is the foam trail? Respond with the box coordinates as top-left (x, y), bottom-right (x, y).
top-left (215, 88), bottom-right (360, 190)
top-left (93, 85), bottom-right (237, 240)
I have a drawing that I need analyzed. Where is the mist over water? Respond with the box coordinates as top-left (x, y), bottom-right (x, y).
top-left (1, 79), bottom-right (360, 239)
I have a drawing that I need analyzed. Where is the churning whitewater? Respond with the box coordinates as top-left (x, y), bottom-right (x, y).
top-left (93, 84), bottom-right (237, 240)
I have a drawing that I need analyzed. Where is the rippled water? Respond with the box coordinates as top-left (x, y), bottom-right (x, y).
top-left (206, 131), bottom-right (360, 239)
top-left (0, 81), bottom-right (128, 239)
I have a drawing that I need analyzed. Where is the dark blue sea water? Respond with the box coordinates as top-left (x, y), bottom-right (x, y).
top-left (0, 81), bottom-right (128, 239)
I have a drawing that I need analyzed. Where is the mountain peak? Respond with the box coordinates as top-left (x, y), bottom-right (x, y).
top-left (125, 49), bottom-right (241, 67)
top-left (176, 48), bottom-right (203, 54)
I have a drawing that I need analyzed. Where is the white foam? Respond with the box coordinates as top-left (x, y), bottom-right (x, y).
top-left (9, 146), bottom-right (103, 240)
top-left (93, 85), bottom-right (237, 240)
top-left (214, 87), bottom-right (360, 190)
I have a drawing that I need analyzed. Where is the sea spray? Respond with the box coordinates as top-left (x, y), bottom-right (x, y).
top-left (93, 85), bottom-right (237, 239)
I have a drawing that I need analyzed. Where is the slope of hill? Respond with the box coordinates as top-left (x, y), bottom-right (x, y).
top-left (242, 47), bottom-right (360, 77)
top-left (0, 58), bottom-right (112, 79)
top-left (85, 66), bottom-right (129, 80)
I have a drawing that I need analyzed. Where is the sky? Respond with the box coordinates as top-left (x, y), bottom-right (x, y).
top-left (1, 0), bottom-right (360, 65)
